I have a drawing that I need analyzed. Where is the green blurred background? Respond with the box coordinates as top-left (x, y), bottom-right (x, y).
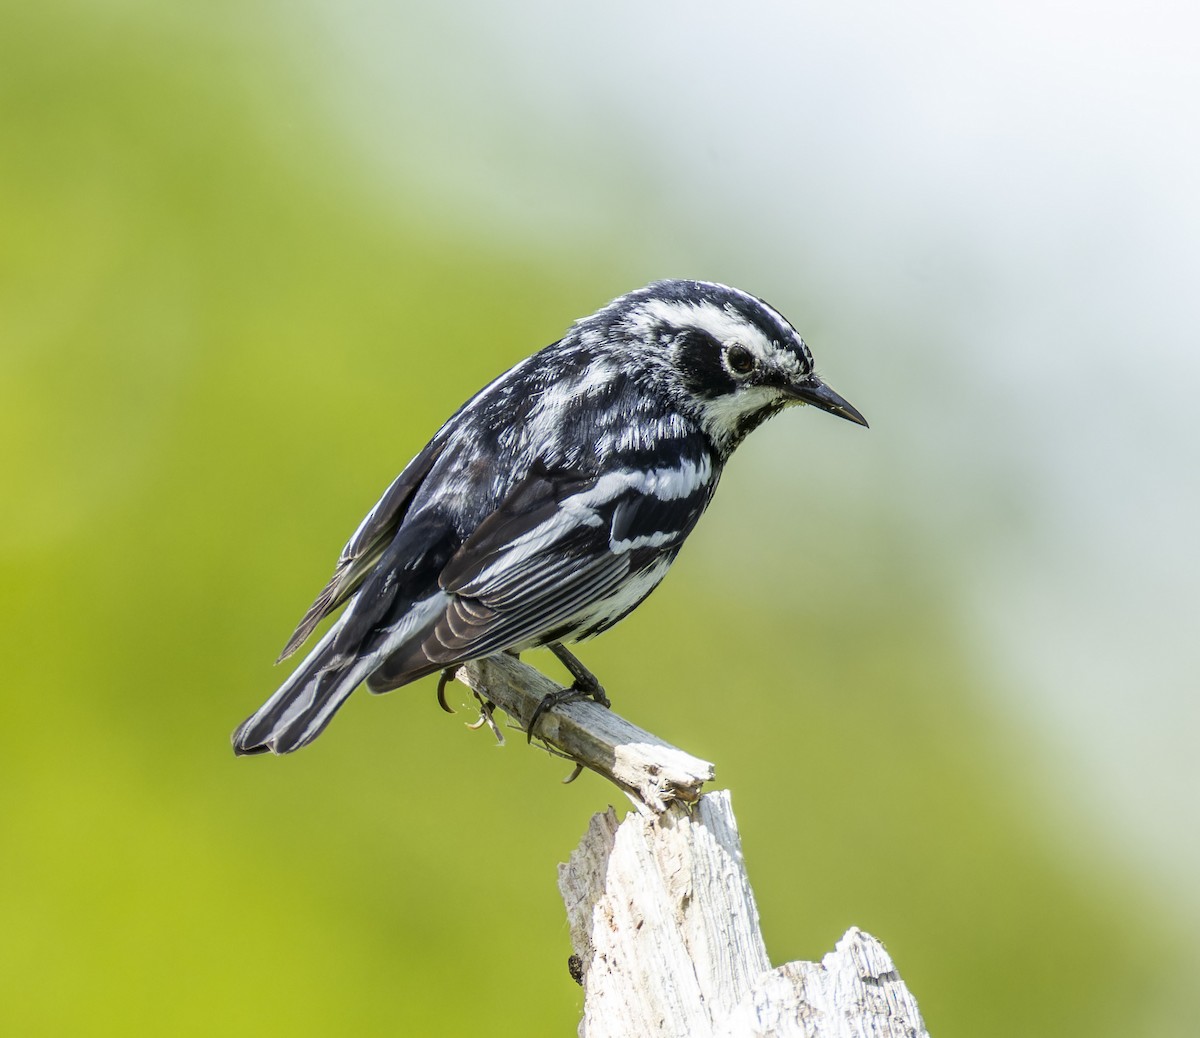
top-left (4, 1), bottom-right (1198, 1034)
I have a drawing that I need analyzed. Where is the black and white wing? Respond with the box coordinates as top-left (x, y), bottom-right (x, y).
top-left (365, 452), bottom-right (719, 692)
top-left (233, 491), bottom-right (459, 756)
top-left (275, 439), bottom-right (446, 661)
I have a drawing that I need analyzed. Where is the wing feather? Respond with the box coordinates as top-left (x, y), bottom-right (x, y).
top-left (367, 454), bottom-right (717, 691)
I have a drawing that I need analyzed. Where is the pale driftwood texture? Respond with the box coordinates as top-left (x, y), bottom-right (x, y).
top-left (559, 791), bottom-right (930, 1038)
top-left (455, 659), bottom-right (928, 1035)
top-left (451, 655), bottom-right (715, 811)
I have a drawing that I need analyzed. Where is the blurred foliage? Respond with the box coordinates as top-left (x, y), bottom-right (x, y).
top-left (0, 2), bottom-right (1183, 1035)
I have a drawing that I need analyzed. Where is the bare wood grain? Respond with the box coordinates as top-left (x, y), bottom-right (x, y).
top-left (451, 655), bottom-right (715, 812)
top-left (559, 791), bottom-right (930, 1038)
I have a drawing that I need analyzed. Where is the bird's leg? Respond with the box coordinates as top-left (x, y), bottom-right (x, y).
top-left (527, 643), bottom-right (611, 744)
top-left (548, 642), bottom-right (610, 707)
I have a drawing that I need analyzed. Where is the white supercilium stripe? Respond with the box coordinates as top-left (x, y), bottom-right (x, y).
top-left (632, 297), bottom-right (791, 368)
top-left (628, 293), bottom-right (809, 378)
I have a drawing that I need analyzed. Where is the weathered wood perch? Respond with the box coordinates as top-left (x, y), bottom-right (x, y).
top-left (454, 657), bottom-right (930, 1037)
top-left (559, 794), bottom-right (929, 1038)
top-left (453, 655), bottom-right (715, 812)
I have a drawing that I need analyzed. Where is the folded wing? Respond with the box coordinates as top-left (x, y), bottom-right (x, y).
top-left (366, 453), bottom-right (717, 691)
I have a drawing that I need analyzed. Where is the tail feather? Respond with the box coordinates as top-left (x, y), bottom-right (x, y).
top-left (232, 620), bottom-right (374, 755)
top-left (233, 590), bottom-right (455, 755)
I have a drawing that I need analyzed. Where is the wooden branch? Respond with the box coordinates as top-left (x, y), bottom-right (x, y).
top-left (453, 658), bottom-right (929, 1033)
top-left (451, 655), bottom-right (715, 812)
top-left (559, 791), bottom-right (930, 1038)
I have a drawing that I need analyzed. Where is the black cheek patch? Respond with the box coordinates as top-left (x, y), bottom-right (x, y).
top-left (674, 330), bottom-right (735, 399)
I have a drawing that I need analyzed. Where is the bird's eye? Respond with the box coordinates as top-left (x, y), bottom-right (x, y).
top-left (726, 344), bottom-right (757, 375)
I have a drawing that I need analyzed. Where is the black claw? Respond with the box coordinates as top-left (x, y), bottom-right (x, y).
top-left (527, 689), bottom-right (561, 744)
top-left (436, 668), bottom-right (457, 713)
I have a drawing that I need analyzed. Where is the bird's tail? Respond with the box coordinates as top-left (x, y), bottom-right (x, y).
top-left (232, 618), bottom-right (376, 756)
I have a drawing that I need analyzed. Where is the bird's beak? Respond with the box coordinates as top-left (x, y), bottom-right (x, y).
top-left (786, 376), bottom-right (869, 427)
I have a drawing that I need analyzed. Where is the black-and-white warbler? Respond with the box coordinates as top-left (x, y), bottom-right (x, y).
top-left (232, 280), bottom-right (866, 755)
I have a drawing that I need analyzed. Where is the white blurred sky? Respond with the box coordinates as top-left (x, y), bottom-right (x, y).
top-left (303, 0), bottom-right (1200, 913)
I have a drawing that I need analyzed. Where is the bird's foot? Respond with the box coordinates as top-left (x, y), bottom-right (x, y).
top-left (527, 644), bottom-right (611, 744)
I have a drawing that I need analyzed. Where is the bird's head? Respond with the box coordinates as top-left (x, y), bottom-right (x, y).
top-left (592, 279), bottom-right (867, 452)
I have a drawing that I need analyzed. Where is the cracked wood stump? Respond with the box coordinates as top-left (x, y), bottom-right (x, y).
top-left (454, 658), bottom-right (930, 1037)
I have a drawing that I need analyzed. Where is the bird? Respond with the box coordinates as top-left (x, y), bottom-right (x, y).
top-left (232, 279), bottom-right (867, 756)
